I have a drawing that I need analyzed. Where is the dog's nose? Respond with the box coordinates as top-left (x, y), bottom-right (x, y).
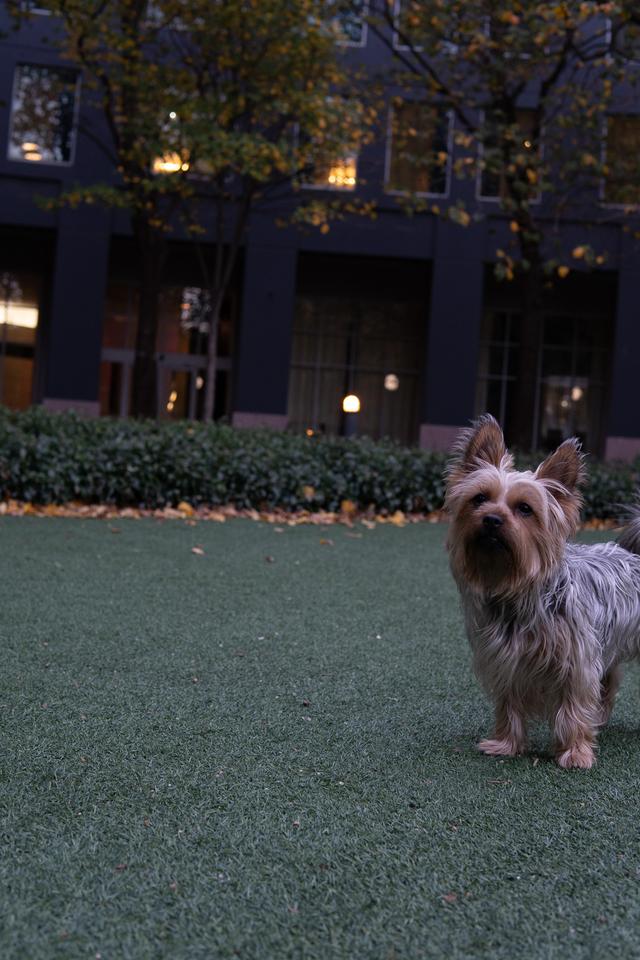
top-left (483, 514), bottom-right (504, 529)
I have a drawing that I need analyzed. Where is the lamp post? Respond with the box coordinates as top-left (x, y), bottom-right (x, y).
top-left (342, 393), bottom-right (360, 438)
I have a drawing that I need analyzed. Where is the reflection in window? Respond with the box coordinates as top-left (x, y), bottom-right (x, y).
top-left (100, 281), bottom-right (233, 420)
top-left (8, 64), bottom-right (79, 165)
top-left (480, 109), bottom-right (540, 200)
top-left (327, 0), bottom-right (367, 44)
top-left (538, 315), bottom-right (610, 453)
top-left (603, 115), bottom-right (640, 204)
top-left (476, 309), bottom-right (610, 452)
top-left (386, 102), bottom-right (450, 195)
top-left (0, 271), bottom-right (39, 410)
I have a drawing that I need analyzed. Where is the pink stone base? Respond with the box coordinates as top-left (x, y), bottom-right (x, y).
top-left (43, 398), bottom-right (99, 417)
top-left (232, 411), bottom-right (288, 430)
top-left (604, 436), bottom-right (640, 462)
top-left (419, 422), bottom-right (463, 452)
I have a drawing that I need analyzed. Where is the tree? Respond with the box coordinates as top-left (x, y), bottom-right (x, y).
top-left (10, 0), bottom-right (373, 419)
top-left (368, 0), bottom-right (625, 448)
top-left (160, 0), bottom-right (375, 421)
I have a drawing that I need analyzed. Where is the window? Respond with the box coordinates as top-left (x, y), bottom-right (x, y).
top-left (476, 308), bottom-right (611, 453)
top-left (8, 64), bottom-right (79, 165)
top-left (612, 19), bottom-right (640, 61)
top-left (386, 102), bottom-right (450, 195)
top-left (476, 310), bottom-right (520, 430)
top-left (603, 115), bottom-right (640, 205)
top-left (479, 109), bottom-right (540, 201)
top-left (308, 154), bottom-right (358, 190)
top-left (100, 280), bottom-right (234, 419)
top-left (326, 0), bottom-right (368, 45)
top-left (0, 271), bottom-right (39, 410)
top-left (288, 294), bottom-right (423, 445)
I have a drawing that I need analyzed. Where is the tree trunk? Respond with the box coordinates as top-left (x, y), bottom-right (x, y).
top-left (510, 260), bottom-right (545, 451)
top-left (130, 215), bottom-right (167, 418)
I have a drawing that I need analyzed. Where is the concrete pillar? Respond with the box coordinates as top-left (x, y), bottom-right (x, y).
top-left (41, 207), bottom-right (110, 415)
top-left (605, 264), bottom-right (640, 461)
top-left (420, 222), bottom-right (484, 452)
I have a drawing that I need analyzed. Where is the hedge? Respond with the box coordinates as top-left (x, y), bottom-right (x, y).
top-left (0, 406), bottom-right (637, 519)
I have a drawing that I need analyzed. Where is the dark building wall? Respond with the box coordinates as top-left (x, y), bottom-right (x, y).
top-left (1, 10), bottom-right (640, 457)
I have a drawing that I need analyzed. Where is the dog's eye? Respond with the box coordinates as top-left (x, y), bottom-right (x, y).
top-left (471, 493), bottom-right (488, 507)
top-left (517, 502), bottom-right (533, 516)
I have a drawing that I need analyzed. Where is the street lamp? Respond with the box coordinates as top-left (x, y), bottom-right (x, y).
top-left (342, 394), bottom-right (360, 437)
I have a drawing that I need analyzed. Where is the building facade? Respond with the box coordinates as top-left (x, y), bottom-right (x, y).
top-left (1, 3), bottom-right (640, 458)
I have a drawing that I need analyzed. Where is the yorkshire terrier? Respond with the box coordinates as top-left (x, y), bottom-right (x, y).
top-left (445, 413), bottom-right (640, 769)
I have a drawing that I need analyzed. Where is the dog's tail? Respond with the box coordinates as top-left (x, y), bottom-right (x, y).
top-left (617, 504), bottom-right (640, 555)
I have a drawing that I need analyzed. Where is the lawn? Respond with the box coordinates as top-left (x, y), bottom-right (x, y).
top-left (1, 517), bottom-right (639, 959)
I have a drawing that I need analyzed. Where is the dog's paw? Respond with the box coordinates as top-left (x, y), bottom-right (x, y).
top-left (477, 737), bottom-right (521, 757)
top-left (556, 742), bottom-right (595, 770)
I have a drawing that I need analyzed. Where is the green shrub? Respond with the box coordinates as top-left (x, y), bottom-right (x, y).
top-left (0, 406), bottom-right (636, 518)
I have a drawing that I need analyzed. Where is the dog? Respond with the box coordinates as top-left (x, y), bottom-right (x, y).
top-left (445, 413), bottom-right (640, 769)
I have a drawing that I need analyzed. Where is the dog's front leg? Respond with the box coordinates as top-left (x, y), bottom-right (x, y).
top-left (478, 698), bottom-right (527, 757)
top-left (554, 679), bottom-right (600, 770)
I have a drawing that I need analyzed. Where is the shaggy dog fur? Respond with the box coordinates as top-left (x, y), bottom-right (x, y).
top-left (445, 414), bottom-right (640, 769)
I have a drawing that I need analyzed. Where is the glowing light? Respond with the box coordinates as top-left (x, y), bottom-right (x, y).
top-left (169, 390), bottom-right (178, 403)
top-left (169, 111), bottom-right (177, 119)
top-left (523, 139), bottom-right (533, 149)
top-left (306, 428), bottom-right (315, 437)
top-left (166, 401), bottom-right (175, 412)
top-left (384, 373), bottom-right (399, 391)
top-left (195, 376), bottom-right (204, 390)
top-left (342, 394), bottom-right (361, 413)
top-left (21, 141), bottom-right (39, 152)
top-left (153, 153), bottom-right (189, 174)
top-left (571, 386), bottom-right (584, 402)
top-left (325, 157), bottom-right (357, 189)
top-left (0, 305), bottom-right (38, 329)
top-left (24, 151), bottom-right (42, 162)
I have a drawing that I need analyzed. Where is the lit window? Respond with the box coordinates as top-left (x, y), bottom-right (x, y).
top-left (480, 109), bottom-right (540, 200)
top-left (603, 115), bottom-right (640, 204)
top-left (8, 64), bottom-right (79, 165)
top-left (311, 154), bottom-right (358, 190)
top-left (386, 102), bottom-right (450, 195)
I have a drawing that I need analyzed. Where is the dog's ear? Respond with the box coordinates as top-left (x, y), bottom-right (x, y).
top-left (448, 414), bottom-right (509, 481)
top-left (536, 438), bottom-right (586, 494)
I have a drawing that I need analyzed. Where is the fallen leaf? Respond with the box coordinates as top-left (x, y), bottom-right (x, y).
top-left (340, 499), bottom-right (357, 517)
top-left (265, 555), bottom-right (275, 563)
top-left (302, 485), bottom-right (315, 501)
top-left (115, 863), bottom-right (127, 873)
top-left (177, 501), bottom-right (195, 516)
top-left (442, 893), bottom-right (458, 904)
top-left (390, 510), bottom-right (406, 526)
top-left (319, 538), bottom-right (334, 546)
top-left (191, 546), bottom-right (205, 556)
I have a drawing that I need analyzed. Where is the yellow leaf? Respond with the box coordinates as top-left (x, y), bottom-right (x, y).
top-left (302, 485), bottom-right (315, 501)
top-left (390, 510), bottom-right (406, 527)
top-left (340, 499), bottom-right (357, 516)
top-left (177, 501), bottom-right (195, 516)
top-left (557, 265), bottom-right (570, 278)
top-left (509, 221), bottom-right (520, 233)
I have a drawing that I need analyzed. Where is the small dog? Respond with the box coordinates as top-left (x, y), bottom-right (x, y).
top-left (445, 413), bottom-right (640, 769)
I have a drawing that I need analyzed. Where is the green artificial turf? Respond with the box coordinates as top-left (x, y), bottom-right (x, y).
top-left (1, 517), bottom-right (639, 959)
